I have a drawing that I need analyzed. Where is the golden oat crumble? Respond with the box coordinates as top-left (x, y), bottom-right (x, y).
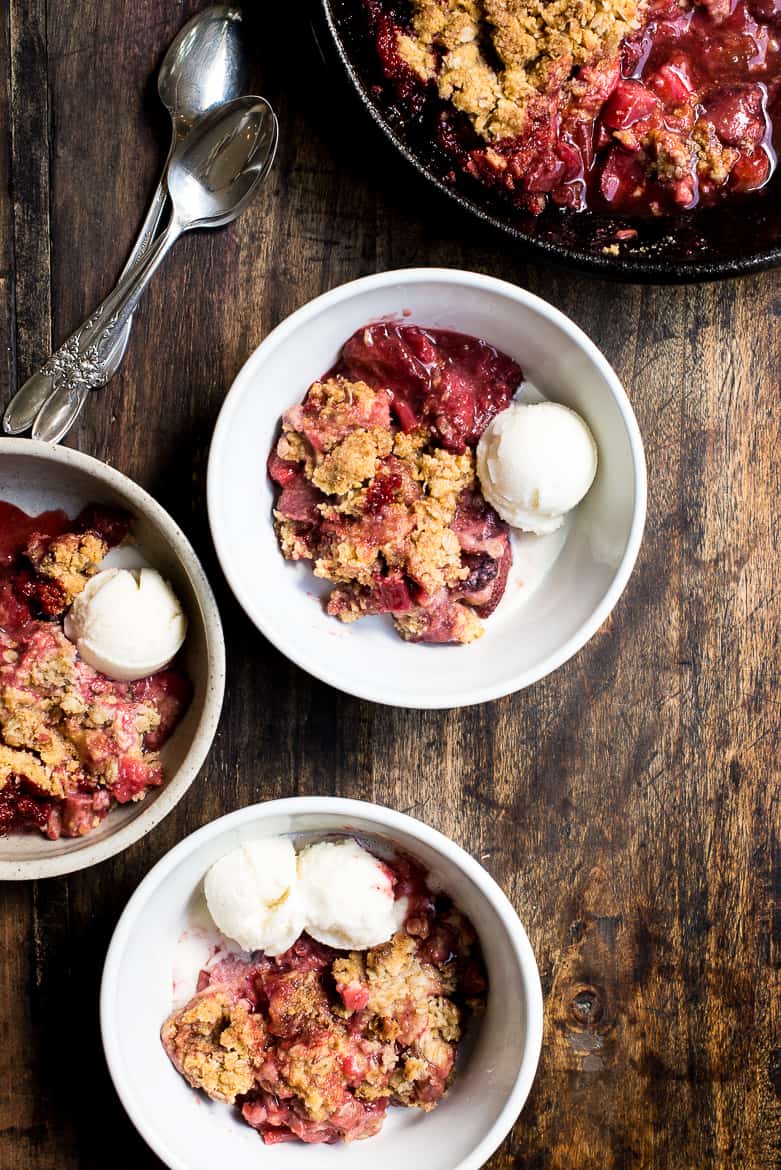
top-left (278, 1025), bottom-right (394, 1118)
top-left (394, 603), bottom-right (484, 643)
top-left (314, 537), bottom-right (380, 589)
top-left (0, 744), bottom-right (59, 795)
top-left (416, 448), bottom-right (474, 504)
top-left (25, 531), bottom-right (108, 606)
top-left (280, 1033), bottom-right (352, 1121)
top-left (277, 429), bottom-right (314, 471)
top-left (161, 991), bottom-right (264, 1104)
top-left (275, 384), bottom-right (477, 604)
top-left (406, 499), bottom-right (466, 595)
top-left (333, 931), bottom-right (463, 1110)
top-left (392, 427), bottom-right (429, 459)
top-left (619, 118), bottom-right (739, 191)
top-left (692, 120), bottom-right (740, 182)
top-left (290, 378), bottom-right (388, 450)
top-left (397, 33), bottom-right (437, 80)
top-left (642, 126), bottom-right (692, 179)
top-left (0, 625), bottom-right (161, 798)
top-left (276, 524), bottom-right (314, 561)
top-left (398, 0), bottom-right (644, 139)
top-left (310, 427), bottom-right (394, 496)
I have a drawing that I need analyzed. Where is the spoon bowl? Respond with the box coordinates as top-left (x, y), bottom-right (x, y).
top-left (158, 5), bottom-right (249, 135)
top-left (167, 96), bottom-right (278, 228)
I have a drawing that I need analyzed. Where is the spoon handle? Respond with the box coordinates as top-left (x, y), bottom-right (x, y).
top-left (2, 304), bottom-right (105, 435)
top-left (124, 176), bottom-right (169, 279)
top-left (31, 218), bottom-right (183, 443)
top-left (2, 174), bottom-right (170, 436)
top-left (92, 174), bottom-right (170, 364)
top-left (29, 382), bottom-right (91, 447)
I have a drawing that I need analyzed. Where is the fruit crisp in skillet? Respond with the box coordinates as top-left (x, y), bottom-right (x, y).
top-left (355, 0), bottom-right (779, 216)
top-left (267, 322), bottom-right (520, 644)
top-left (0, 501), bottom-right (190, 839)
top-left (162, 852), bottom-right (486, 1145)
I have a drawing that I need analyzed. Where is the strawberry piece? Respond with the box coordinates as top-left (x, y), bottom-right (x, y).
top-left (705, 85), bottom-right (767, 146)
top-left (599, 148), bottom-right (647, 205)
top-left (647, 57), bottom-right (696, 106)
top-left (601, 80), bottom-right (660, 128)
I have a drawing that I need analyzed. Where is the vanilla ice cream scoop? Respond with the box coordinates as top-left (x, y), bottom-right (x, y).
top-left (203, 836), bottom-right (408, 956)
top-left (477, 401), bottom-right (598, 534)
top-left (64, 567), bottom-right (187, 682)
top-left (297, 839), bottom-right (407, 950)
top-left (204, 837), bottom-right (305, 956)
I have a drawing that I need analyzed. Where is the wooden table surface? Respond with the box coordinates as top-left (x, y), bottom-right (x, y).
top-left (2, 2), bottom-right (780, 1167)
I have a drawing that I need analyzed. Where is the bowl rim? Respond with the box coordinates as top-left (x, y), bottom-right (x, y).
top-left (207, 266), bottom-right (647, 709)
top-left (100, 795), bottom-right (544, 1170)
top-left (0, 437), bottom-right (226, 880)
top-left (316, 0), bottom-right (781, 284)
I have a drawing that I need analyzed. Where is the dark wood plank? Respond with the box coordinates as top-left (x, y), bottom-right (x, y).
top-left (0, 2), bottom-right (53, 1165)
top-left (7, 0), bottom-right (51, 378)
top-left (0, 0), bottom-right (15, 400)
top-left (1, 2), bottom-right (780, 1169)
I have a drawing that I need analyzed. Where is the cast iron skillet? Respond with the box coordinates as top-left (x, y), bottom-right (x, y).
top-left (316, 0), bottom-right (781, 283)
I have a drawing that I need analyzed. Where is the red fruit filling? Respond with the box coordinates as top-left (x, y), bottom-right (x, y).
top-left (269, 323), bottom-right (519, 645)
top-left (337, 322), bottom-right (521, 453)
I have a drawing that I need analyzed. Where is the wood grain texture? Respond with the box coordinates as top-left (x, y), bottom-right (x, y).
top-left (1, 3), bottom-right (780, 1168)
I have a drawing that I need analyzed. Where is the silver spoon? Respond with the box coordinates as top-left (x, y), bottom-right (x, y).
top-left (3, 4), bottom-right (248, 437)
top-left (29, 97), bottom-right (278, 446)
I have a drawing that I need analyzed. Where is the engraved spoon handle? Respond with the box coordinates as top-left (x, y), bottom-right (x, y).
top-left (31, 218), bottom-right (183, 444)
top-left (3, 167), bottom-right (170, 436)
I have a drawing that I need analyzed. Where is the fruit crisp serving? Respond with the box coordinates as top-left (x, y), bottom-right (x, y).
top-left (0, 501), bottom-right (190, 839)
top-left (268, 322), bottom-right (520, 644)
top-left (162, 853), bottom-right (486, 1145)
top-left (353, 0), bottom-right (779, 215)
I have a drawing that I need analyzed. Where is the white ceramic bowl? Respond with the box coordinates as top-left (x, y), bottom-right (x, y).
top-left (208, 268), bottom-right (646, 708)
top-left (101, 797), bottom-right (543, 1170)
top-left (0, 439), bottom-right (225, 879)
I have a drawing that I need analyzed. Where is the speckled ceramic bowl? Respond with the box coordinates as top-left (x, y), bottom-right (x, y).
top-left (0, 439), bottom-right (225, 879)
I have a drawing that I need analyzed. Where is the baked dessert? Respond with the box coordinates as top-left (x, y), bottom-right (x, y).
top-left (0, 500), bottom-right (190, 839)
top-left (354, 0), bottom-right (778, 216)
top-left (162, 851), bottom-right (486, 1145)
top-left (268, 322), bottom-right (519, 644)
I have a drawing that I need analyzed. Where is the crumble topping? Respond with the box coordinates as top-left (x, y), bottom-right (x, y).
top-left (285, 377), bottom-right (391, 455)
top-left (310, 427), bottom-right (394, 496)
top-left (0, 744), bottom-right (57, 796)
top-left (300, 420), bottom-right (474, 597)
top-left (25, 530), bottom-right (109, 610)
top-left (0, 624), bottom-right (164, 805)
top-left (161, 991), bottom-right (263, 1104)
top-left (692, 121), bottom-right (739, 183)
top-left (338, 931), bottom-right (463, 1110)
top-left (399, 0), bottom-right (643, 139)
top-left (394, 599), bottom-right (484, 643)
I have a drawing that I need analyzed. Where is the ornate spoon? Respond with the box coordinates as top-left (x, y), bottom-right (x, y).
top-left (3, 4), bottom-right (248, 436)
top-left (28, 97), bottom-right (277, 445)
